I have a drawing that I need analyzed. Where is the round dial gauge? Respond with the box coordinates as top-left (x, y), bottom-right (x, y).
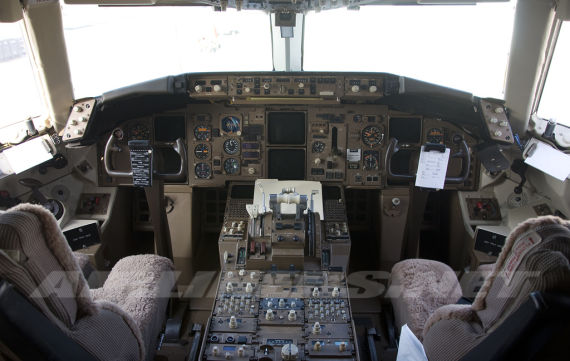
top-left (194, 125), bottom-right (211, 141)
top-left (361, 126), bottom-right (383, 147)
top-left (312, 141), bottom-right (325, 153)
top-left (221, 116), bottom-right (241, 134)
top-left (223, 138), bottom-right (240, 155)
top-left (194, 144), bottom-right (210, 159)
top-left (363, 151), bottom-right (379, 170)
top-left (195, 163), bottom-right (211, 179)
top-left (427, 128), bottom-right (444, 144)
top-left (129, 123), bottom-right (150, 140)
top-left (224, 158), bottom-right (240, 175)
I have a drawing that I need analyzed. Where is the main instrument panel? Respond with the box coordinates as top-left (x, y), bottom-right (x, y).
top-left (96, 73), bottom-right (487, 190)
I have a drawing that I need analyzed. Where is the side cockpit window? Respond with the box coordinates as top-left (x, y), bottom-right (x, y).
top-left (0, 20), bottom-right (47, 145)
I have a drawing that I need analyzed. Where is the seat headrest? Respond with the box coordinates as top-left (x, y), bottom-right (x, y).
top-left (472, 215), bottom-right (570, 329)
top-left (0, 204), bottom-right (96, 327)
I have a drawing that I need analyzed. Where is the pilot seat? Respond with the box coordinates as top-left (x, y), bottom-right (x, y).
top-left (388, 215), bottom-right (570, 360)
top-left (0, 203), bottom-right (175, 361)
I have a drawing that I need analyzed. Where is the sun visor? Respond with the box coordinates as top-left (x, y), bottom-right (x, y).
top-left (0, 0), bottom-right (23, 23)
top-left (557, 0), bottom-right (570, 20)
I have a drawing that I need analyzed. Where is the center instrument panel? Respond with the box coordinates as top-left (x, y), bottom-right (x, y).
top-left (97, 74), bottom-right (480, 189)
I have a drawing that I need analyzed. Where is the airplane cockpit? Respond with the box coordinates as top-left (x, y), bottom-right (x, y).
top-left (1, 1), bottom-right (570, 361)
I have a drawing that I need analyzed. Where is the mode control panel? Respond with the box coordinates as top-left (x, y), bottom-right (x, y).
top-left (228, 76), bottom-right (344, 98)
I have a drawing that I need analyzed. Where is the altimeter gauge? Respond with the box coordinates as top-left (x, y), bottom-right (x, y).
top-left (223, 138), bottom-right (240, 155)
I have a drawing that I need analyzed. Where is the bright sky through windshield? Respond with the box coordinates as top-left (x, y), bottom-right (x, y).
top-left (62, 5), bottom-right (272, 98)
top-left (304, 3), bottom-right (516, 99)
top-left (538, 22), bottom-right (570, 127)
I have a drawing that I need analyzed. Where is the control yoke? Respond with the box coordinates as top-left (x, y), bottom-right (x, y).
top-left (104, 128), bottom-right (187, 183)
top-left (385, 137), bottom-right (471, 184)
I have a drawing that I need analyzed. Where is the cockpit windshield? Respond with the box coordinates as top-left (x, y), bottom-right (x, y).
top-left (61, 2), bottom-right (516, 99)
top-left (304, 2), bottom-right (516, 99)
top-left (62, 5), bottom-right (273, 98)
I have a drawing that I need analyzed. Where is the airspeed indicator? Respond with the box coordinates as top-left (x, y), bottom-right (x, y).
top-left (361, 126), bottom-right (383, 147)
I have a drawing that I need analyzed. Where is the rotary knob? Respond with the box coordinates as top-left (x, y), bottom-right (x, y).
top-left (369, 85), bottom-right (378, 93)
top-left (314, 158), bottom-right (322, 166)
top-left (194, 85), bottom-right (203, 93)
top-left (248, 167), bottom-right (256, 175)
top-left (245, 282), bottom-right (253, 294)
top-left (312, 287), bottom-right (320, 297)
top-left (279, 298), bottom-right (286, 308)
top-left (298, 82), bottom-right (304, 88)
top-left (281, 343), bottom-right (299, 361)
top-left (313, 341), bottom-right (322, 351)
top-left (263, 82), bottom-right (270, 90)
top-left (265, 309), bottom-right (275, 320)
top-left (288, 309), bottom-right (297, 321)
top-left (332, 287), bottom-right (340, 297)
top-left (73, 105), bottom-right (83, 112)
top-left (351, 85), bottom-right (360, 93)
top-left (213, 84), bottom-right (222, 92)
top-left (312, 321), bottom-right (321, 334)
top-left (226, 282), bottom-right (233, 293)
top-left (244, 86), bottom-right (251, 93)
top-left (239, 269), bottom-right (246, 277)
top-left (212, 346), bottom-right (219, 356)
top-left (339, 342), bottom-right (347, 352)
top-left (229, 315), bottom-right (238, 329)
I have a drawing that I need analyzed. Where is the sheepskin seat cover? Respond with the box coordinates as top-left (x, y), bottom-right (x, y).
top-left (388, 258), bottom-right (462, 340)
top-left (421, 216), bottom-right (570, 360)
top-left (92, 254), bottom-right (175, 358)
top-left (0, 204), bottom-right (175, 361)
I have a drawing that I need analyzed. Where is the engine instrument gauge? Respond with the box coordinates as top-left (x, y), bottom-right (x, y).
top-left (223, 138), bottom-right (240, 155)
top-left (361, 125), bottom-right (383, 147)
top-left (221, 116), bottom-right (241, 134)
top-left (194, 144), bottom-right (210, 159)
top-left (427, 128), bottom-right (444, 144)
top-left (312, 141), bottom-right (325, 153)
top-left (363, 150), bottom-right (379, 170)
top-left (224, 158), bottom-right (240, 175)
top-left (195, 163), bottom-right (211, 179)
top-left (129, 123), bottom-right (150, 140)
top-left (194, 125), bottom-right (211, 141)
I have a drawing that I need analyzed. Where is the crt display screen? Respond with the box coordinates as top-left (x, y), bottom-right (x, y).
top-left (268, 149), bottom-right (305, 180)
top-left (267, 112), bottom-right (306, 145)
top-left (389, 117), bottom-right (422, 144)
top-left (154, 116), bottom-right (186, 142)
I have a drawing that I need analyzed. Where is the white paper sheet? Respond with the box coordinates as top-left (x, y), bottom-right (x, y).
top-left (3, 136), bottom-right (53, 174)
top-left (524, 141), bottom-right (570, 181)
top-left (415, 146), bottom-right (450, 189)
top-left (396, 324), bottom-right (428, 361)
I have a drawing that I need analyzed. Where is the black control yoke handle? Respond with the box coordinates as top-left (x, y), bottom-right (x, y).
top-left (385, 138), bottom-right (471, 185)
top-left (104, 128), bottom-right (187, 182)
